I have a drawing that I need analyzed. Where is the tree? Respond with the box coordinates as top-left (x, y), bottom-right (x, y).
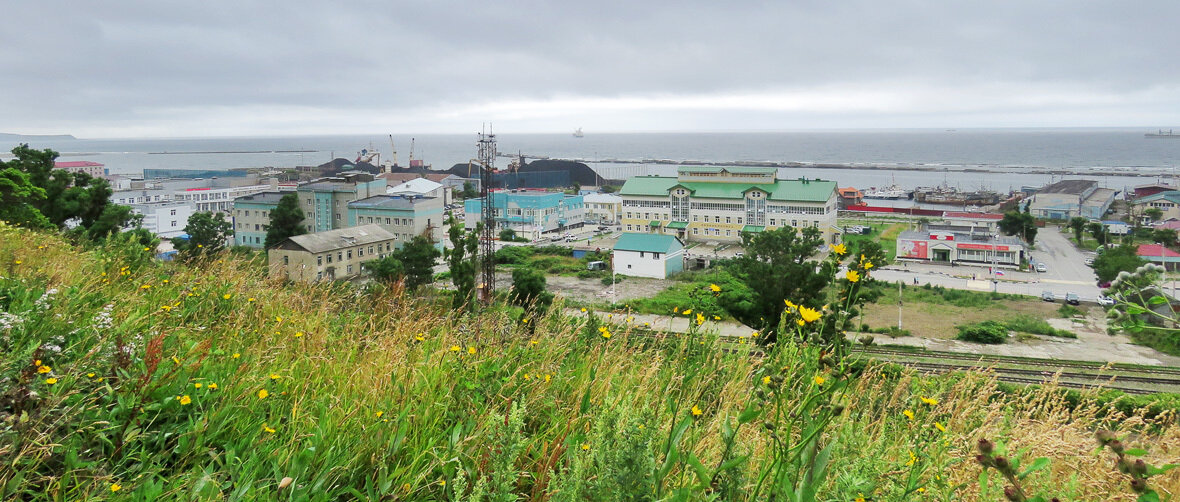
top-left (175, 212), bottom-right (233, 260)
top-left (0, 166), bottom-right (51, 229)
top-left (364, 255), bottom-right (406, 284)
top-left (85, 204), bottom-right (140, 241)
top-left (998, 211), bottom-right (1037, 243)
top-left (499, 228), bottom-right (518, 241)
top-left (600, 185), bottom-right (620, 194)
top-left (1154, 228), bottom-right (1179, 248)
top-left (1, 144), bottom-right (116, 233)
top-left (511, 267), bottom-right (554, 310)
top-left (727, 226), bottom-right (832, 340)
top-left (1068, 217), bottom-right (1088, 244)
top-left (444, 214), bottom-right (481, 310)
top-left (1145, 207), bottom-right (1164, 223)
top-left (265, 193), bottom-right (307, 248)
top-left (1086, 221), bottom-right (1110, 246)
top-left (1092, 244), bottom-right (1147, 284)
top-left (397, 235), bottom-right (441, 289)
top-left (460, 181), bottom-right (479, 200)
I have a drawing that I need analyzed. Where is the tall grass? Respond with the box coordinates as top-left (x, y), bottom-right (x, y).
top-left (1, 222), bottom-right (1177, 500)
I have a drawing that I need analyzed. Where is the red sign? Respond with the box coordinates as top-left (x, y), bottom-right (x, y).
top-left (956, 243), bottom-right (1009, 251)
top-left (184, 188), bottom-right (212, 191)
top-left (928, 233), bottom-right (955, 241)
top-left (899, 240), bottom-right (928, 259)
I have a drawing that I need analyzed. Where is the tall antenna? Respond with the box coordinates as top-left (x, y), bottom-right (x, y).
top-left (477, 125), bottom-right (497, 303)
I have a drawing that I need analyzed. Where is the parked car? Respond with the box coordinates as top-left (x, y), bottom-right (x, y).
top-left (1041, 291), bottom-right (1055, 302)
top-left (1097, 295), bottom-right (1115, 307)
top-left (1065, 292), bottom-right (1080, 305)
top-left (1035, 263), bottom-right (1047, 273)
top-left (1084, 256), bottom-right (1095, 266)
top-left (549, 235), bottom-right (563, 242)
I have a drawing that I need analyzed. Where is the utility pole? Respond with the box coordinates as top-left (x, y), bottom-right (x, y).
top-left (477, 126), bottom-right (497, 304)
top-left (897, 280), bottom-right (903, 330)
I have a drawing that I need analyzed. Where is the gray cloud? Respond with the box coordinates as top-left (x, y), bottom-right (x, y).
top-left (2, 0), bottom-right (1178, 137)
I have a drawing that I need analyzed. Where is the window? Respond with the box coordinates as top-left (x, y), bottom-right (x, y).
top-left (170, 220), bottom-right (177, 227)
top-left (255, 224), bottom-right (260, 231)
top-left (347, 250), bottom-right (353, 259)
top-left (347, 265), bottom-right (353, 274)
top-left (369, 246), bottom-right (374, 254)
top-left (626, 224), bottom-right (632, 231)
top-left (693, 228), bottom-right (699, 234)
top-left (714, 216), bottom-right (721, 223)
top-left (316, 272), bottom-right (322, 280)
top-left (726, 230), bottom-right (731, 236)
top-left (170, 209), bottom-right (177, 216)
top-left (693, 215), bottom-right (698, 222)
top-left (640, 251), bottom-right (645, 258)
top-left (737, 217), bottom-right (743, 224)
top-left (283, 256), bottom-right (289, 265)
top-left (335, 213), bottom-right (341, 220)
top-left (337, 252), bottom-right (343, 262)
top-left (792, 220), bottom-right (798, 226)
top-left (644, 212), bottom-right (650, 219)
top-left (326, 254), bottom-right (332, 263)
top-left (813, 221), bottom-right (819, 228)
top-left (245, 210), bottom-right (250, 217)
top-left (770, 219), bottom-right (775, 226)
top-left (386, 218), bottom-right (391, 224)
top-left (726, 216), bottom-right (731, 224)
top-left (317, 256), bottom-right (322, 266)
top-left (358, 248), bottom-right (364, 257)
top-left (653, 252), bottom-right (660, 259)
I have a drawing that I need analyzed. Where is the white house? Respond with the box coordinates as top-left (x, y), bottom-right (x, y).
top-left (130, 201), bottom-right (195, 239)
top-left (612, 233), bottom-right (685, 279)
top-left (387, 178), bottom-right (452, 205)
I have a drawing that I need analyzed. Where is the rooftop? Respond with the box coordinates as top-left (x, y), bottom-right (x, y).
top-left (282, 225), bottom-right (395, 254)
top-left (387, 178), bottom-right (444, 194)
top-left (233, 191), bottom-right (288, 205)
top-left (1134, 190), bottom-right (1180, 205)
top-left (899, 229), bottom-right (1025, 246)
top-left (676, 166), bottom-right (777, 176)
top-left (54, 161), bottom-right (104, 168)
top-left (583, 193), bottom-right (623, 203)
top-left (620, 175), bottom-right (835, 202)
top-left (348, 194), bottom-right (437, 210)
top-left (1137, 244), bottom-right (1180, 258)
top-left (943, 211), bottom-right (1004, 220)
top-left (1037, 179), bottom-right (1097, 195)
top-left (613, 232), bottom-right (684, 254)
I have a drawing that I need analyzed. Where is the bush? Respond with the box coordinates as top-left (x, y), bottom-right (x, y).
top-left (1057, 304), bottom-right (1083, 318)
top-left (601, 275), bottom-right (623, 286)
top-left (1003, 315), bottom-right (1076, 338)
top-left (955, 320), bottom-right (1009, 344)
top-left (494, 246), bottom-right (535, 265)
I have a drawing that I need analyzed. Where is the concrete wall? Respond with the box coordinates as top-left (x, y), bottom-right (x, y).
top-left (268, 238), bottom-right (398, 282)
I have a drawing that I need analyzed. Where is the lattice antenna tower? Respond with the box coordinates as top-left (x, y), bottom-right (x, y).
top-left (477, 125), bottom-right (497, 303)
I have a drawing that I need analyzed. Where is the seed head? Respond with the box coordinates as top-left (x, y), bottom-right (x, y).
top-left (1130, 478), bottom-right (1148, 493)
top-left (977, 438), bottom-right (995, 455)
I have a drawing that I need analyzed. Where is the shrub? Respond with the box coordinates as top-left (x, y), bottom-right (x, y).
top-left (601, 275), bottom-right (623, 285)
top-left (1057, 304), bottom-right (1083, 318)
top-left (1004, 314), bottom-right (1076, 338)
top-left (955, 320), bottom-right (1009, 344)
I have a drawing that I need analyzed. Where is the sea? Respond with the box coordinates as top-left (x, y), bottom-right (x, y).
top-left (3, 128), bottom-right (1179, 197)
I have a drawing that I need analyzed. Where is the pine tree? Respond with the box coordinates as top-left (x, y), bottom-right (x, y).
top-left (265, 193), bottom-right (306, 248)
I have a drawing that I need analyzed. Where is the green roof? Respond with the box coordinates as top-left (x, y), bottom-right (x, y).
top-left (613, 233), bottom-right (684, 254)
top-left (620, 176), bottom-right (835, 202)
top-left (1135, 191), bottom-right (1180, 204)
top-left (666, 221), bottom-right (688, 229)
top-left (649, 220), bottom-right (661, 227)
top-left (742, 225), bottom-right (765, 233)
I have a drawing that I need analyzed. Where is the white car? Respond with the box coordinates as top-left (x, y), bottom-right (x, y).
top-left (1035, 263), bottom-right (1047, 273)
top-left (1097, 295), bottom-right (1115, 307)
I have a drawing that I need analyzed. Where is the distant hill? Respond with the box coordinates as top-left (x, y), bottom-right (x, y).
top-left (0, 133), bottom-right (77, 141)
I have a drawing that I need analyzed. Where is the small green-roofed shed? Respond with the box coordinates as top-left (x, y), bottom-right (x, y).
top-left (612, 233), bottom-right (685, 279)
top-left (613, 233), bottom-right (683, 254)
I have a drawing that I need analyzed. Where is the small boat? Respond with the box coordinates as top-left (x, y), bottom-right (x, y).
top-left (1145, 129), bottom-right (1179, 138)
top-left (573, 127), bottom-right (584, 138)
top-left (863, 185), bottom-right (908, 199)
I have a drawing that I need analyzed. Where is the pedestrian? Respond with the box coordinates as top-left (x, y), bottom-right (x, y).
top-left (972, 273), bottom-right (976, 280)
top-left (914, 276), bottom-right (919, 285)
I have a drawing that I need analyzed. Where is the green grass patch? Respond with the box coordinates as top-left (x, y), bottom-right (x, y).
top-left (874, 282), bottom-right (1024, 308)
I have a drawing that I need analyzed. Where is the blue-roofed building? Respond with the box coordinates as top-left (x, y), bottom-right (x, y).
top-left (612, 233), bottom-right (685, 279)
top-left (347, 194), bottom-right (445, 249)
top-left (463, 191), bottom-right (585, 241)
top-left (1028, 179), bottom-right (1117, 220)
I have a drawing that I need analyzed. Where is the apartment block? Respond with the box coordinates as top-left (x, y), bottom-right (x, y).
top-left (296, 172), bottom-right (388, 233)
top-left (268, 224), bottom-right (397, 282)
top-left (347, 195), bottom-right (445, 248)
top-left (463, 191), bottom-right (585, 241)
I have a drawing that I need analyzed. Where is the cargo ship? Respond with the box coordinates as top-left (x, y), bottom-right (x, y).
top-left (912, 184), bottom-right (1001, 206)
top-left (1145, 129), bottom-right (1179, 138)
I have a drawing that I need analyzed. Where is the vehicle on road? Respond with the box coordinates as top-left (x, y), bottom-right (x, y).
top-left (549, 235), bottom-right (563, 242)
top-left (1035, 263), bottom-right (1047, 273)
top-left (1097, 295), bottom-right (1115, 306)
top-left (1084, 257), bottom-right (1095, 266)
top-left (1065, 292), bottom-right (1080, 305)
top-left (1041, 291), bottom-right (1055, 302)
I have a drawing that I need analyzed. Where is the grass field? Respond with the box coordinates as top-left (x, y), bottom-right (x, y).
top-left (858, 284), bottom-right (1072, 339)
top-left (2, 222), bottom-right (1178, 501)
top-left (839, 220), bottom-right (909, 262)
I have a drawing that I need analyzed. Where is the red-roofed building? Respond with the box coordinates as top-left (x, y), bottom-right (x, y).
top-left (54, 161), bottom-right (105, 177)
top-left (837, 187), bottom-right (863, 209)
top-left (942, 211), bottom-right (1004, 232)
top-left (1137, 244), bottom-right (1180, 271)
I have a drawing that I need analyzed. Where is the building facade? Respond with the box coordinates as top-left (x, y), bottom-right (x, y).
top-left (583, 193), bottom-right (623, 224)
top-left (618, 167), bottom-right (839, 244)
top-left (129, 201), bottom-right (194, 239)
top-left (173, 183), bottom-right (276, 214)
top-left (231, 192), bottom-right (288, 248)
top-left (897, 227), bottom-right (1026, 267)
top-left (1027, 179), bottom-right (1117, 220)
top-left (268, 225), bottom-right (398, 282)
top-left (387, 178), bottom-right (452, 205)
top-left (54, 161), bottom-right (105, 178)
top-left (1132, 191), bottom-right (1180, 223)
top-left (463, 191), bottom-right (585, 241)
top-left (347, 195), bottom-right (445, 247)
top-left (612, 233), bottom-right (685, 279)
top-left (297, 173), bottom-right (387, 233)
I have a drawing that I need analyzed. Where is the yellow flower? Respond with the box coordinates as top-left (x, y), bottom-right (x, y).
top-left (751, 331), bottom-right (759, 338)
top-left (467, 347), bottom-right (476, 355)
top-left (160, 305), bottom-right (172, 311)
top-left (263, 424), bottom-right (276, 433)
top-left (179, 395), bottom-right (192, 405)
top-left (37, 365), bottom-right (51, 374)
top-left (580, 307), bottom-right (587, 312)
top-left (223, 293), bottom-right (232, 300)
top-left (521, 318), bottom-right (529, 324)
top-left (544, 374), bottom-right (551, 383)
top-left (762, 376), bottom-right (771, 385)
top-left (903, 409), bottom-right (915, 421)
top-left (934, 422), bottom-right (946, 433)
top-left (784, 299), bottom-right (797, 310)
top-left (529, 339), bottom-right (538, 346)
top-left (601, 330), bottom-right (612, 339)
top-left (830, 243), bottom-right (848, 256)
top-left (13, 260), bottom-right (20, 265)
top-left (269, 373), bottom-right (281, 381)
top-left (695, 313), bottom-right (705, 325)
top-left (709, 283), bottom-right (721, 292)
top-left (673, 307), bottom-right (679, 313)
top-left (798, 306), bottom-right (822, 323)
top-left (294, 331), bottom-right (304, 338)
top-left (450, 345), bottom-right (461, 352)
top-left (172, 356), bottom-right (180, 365)
top-left (846, 270), bottom-right (860, 283)
top-left (863, 261), bottom-right (874, 270)
top-left (86, 372), bottom-right (96, 378)
top-left (439, 480), bottom-right (446, 486)
top-left (920, 397), bottom-right (938, 406)
top-left (208, 383), bottom-right (218, 390)
top-left (691, 405), bottom-right (703, 416)
top-left (140, 284), bottom-right (151, 289)
top-left (194, 383), bottom-right (202, 388)
top-left (275, 316), bottom-right (283, 323)
top-left (524, 373), bottom-right (532, 380)
top-left (232, 353), bottom-right (241, 359)
top-left (813, 375), bottom-right (825, 386)
top-left (581, 444), bottom-right (590, 451)
top-left (248, 297), bottom-right (256, 302)
top-left (45, 377), bottom-right (58, 385)
top-left (257, 389), bottom-right (269, 399)
top-left (796, 319), bottom-right (805, 326)
top-left (682, 308), bottom-right (692, 315)
top-left (110, 483), bottom-right (122, 492)
top-left (375, 411), bottom-right (384, 418)
top-left (855, 494), bottom-right (865, 502)
top-left (415, 333), bottom-right (425, 342)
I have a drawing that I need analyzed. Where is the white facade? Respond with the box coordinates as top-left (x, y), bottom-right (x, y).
top-left (387, 178), bottom-right (453, 205)
top-left (130, 202), bottom-right (195, 239)
top-left (173, 184), bottom-right (274, 214)
top-left (613, 248), bottom-right (684, 279)
top-left (583, 193), bottom-right (623, 224)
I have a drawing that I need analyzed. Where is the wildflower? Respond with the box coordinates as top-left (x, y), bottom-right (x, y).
top-left (903, 409), bottom-right (915, 421)
top-left (906, 450), bottom-right (917, 467)
top-left (160, 305), bottom-right (172, 312)
top-left (86, 372), bottom-right (95, 378)
top-left (179, 395), bottom-right (192, 405)
top-left (751, 331), bottom-right (758, 338)
top-left (162, 279), bottom-right (168, 284)
top-left (275, 316), bottom-right (283, 323)
top-left (45, 377), bottom-right (58, 385)
top-left (415, 333), bottom-right (425, 342)
top-left (796, 319), bottom-right (805, 326)
top-left (37, 365), bottom-right (51, 374)
top-left (813, 375), bottom-right (825, 386)
top-left (763, 375), bottom-right (771, 385)
top-left (450, 345), bottom-right (461, 352)
top-left (581, 444), bottom-right (590, 451)
top-left (799, 306), bottom-right (822, 323)
top-left (232, 353), bottom-right (241, 359)
top-left (467, 347), bottom-right (476, 355)
top-left (269, 374), bottom-right (280, 380)
top-left (855, 494), bottom-right (865, 502)
top-left (140, 284), bottom-right (151, 289)
top-left (709, 283), bottom-right (721, 292)
top-left (784, 299), bottom-right (797, 310)
top-left (263, 424), bottom-right (276, 433)
top-left (257, 389), bottom-right (269, 399)
top-left (673, 307), bottom-right (679, 314)
top-left (695, 313), bottom-right (705, 325)
top-left (846, 270), bottom-right (860, 283)
top-left (13, 260), bottom-right (21, 265)
top-left (248, 297), bottom-right (256, 302)
top-left (208, 383), bottom-right (218, 390)
top-left (375, 411), bottom-right (384, 418)
top-left (194, 383), bottom-right (202, 388)
top-left (601, 329), bottom-right (612, 339)
top-left (521, 318), bottom-right (529, 324)
top-left (439, 480), bottom-right (446, 486)
top-left (172, 356), bottom-right (180, 365)
top-left (544, 374), bottom-right (551, 383)
top-left (223, 293), bottom-right (232, 300)
top-left (691, 405), bottom-right (703, 417)
top-left (920, 397), bottom-right (938, 406)
top-left (934, 422), bottom-right (946, 433)
top-left (110, 483), bottom-right (121, 492)
top-left (580, 307), bottom-right (586, 312)
top-left (529, 339), bottom-right (538, 346)
top-left (524, 373), bottom-right (532, 380)
top-left (294, 331), bottom-right (304, 338)
top-left (682, 308), bottom-right (692, 315)
top-left (830, 243), bottom-right (848, 256)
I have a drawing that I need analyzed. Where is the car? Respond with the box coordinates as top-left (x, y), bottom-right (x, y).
top-left (1065, 292), bottom-right (1080, 305)
top-left (1041, 291), bottom-right (1055, 302)
top-left (1035, 263), bottom-right (1047, 273)
top-left (549, 235), bottom-right (563, 242)
top-left (1097, 295), bottom-right (1115, 307)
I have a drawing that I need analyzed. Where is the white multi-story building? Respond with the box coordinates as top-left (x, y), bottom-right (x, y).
top-left (619, 167), bottom-right (839, 244)
top-left (129, 201), bottom-right (195, 239)
top-left (173, 183), bottom-right (275, 214)
top-left (583, 193), bottom-right (623, 224)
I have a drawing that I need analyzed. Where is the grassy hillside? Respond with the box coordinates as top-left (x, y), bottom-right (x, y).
top-left (1, 222), bottom-right (1178, 501)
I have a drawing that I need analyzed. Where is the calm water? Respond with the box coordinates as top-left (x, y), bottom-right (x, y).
top-left (3, 129), bottom-right (1178, 193)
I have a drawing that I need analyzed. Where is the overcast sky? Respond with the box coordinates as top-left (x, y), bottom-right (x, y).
top-left (3, 1), bottom-right (1178, 138)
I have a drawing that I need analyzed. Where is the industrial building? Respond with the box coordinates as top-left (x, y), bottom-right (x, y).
top-left (896, 226), bottom-right (1026, 267)
top-left (618, 167), bottom-right (839, 244)
top-left (463, 191), bottom-right (585, 241)
top-left (1027, 179), bottom-right (1117, 220)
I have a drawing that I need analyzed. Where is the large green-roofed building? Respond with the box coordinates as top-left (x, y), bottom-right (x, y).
top-left (619, 166), bottom-right (839, 244)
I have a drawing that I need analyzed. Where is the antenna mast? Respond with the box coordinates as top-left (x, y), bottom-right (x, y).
top-left (477, 125), bottom-right (497, 303)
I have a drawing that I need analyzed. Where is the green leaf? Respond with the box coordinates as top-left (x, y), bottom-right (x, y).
top-left (978, 469), bottom-right (989, 492)
top-left (1138, 490), bottom-right (1160, 502)
top-left (1149, 295), bottom-right (1169, 305)
top-left (737, 403), bottom-right (763, 424)
top-left (1017, 457), bottom-right (1051, 480)
top-left (1124, 448), bottom-right (1149, 457)
top-left (720, 418), bottom-right (734, 442)
top-left (718, 454), bottom-right (749, 472)
top-left (684, 451), bottom-right (710, 487)
top-left (1147, 463), bottom-right (1178, 476)
top-left (1127, 305), bottom-right (1147, 315)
